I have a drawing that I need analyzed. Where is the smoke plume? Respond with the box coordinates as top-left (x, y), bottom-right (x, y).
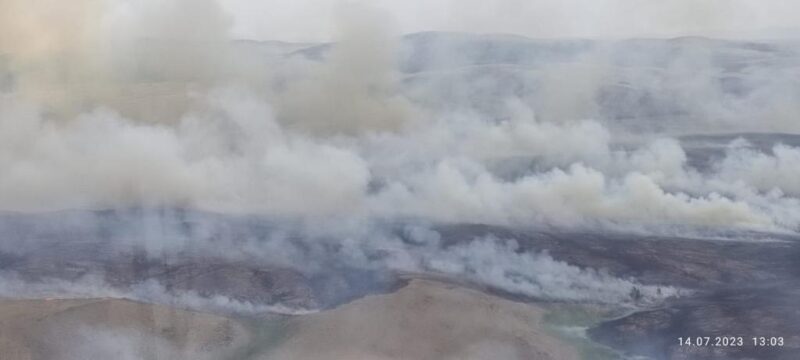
top-left (1, 0), bottom-right (799, 327)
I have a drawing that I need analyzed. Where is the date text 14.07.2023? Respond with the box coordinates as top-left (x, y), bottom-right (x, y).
top-left (678, 337), bottom-right (784, 347)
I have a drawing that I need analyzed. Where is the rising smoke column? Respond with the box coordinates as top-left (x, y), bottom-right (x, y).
top-left (0, 0), bottom-right (798, 230)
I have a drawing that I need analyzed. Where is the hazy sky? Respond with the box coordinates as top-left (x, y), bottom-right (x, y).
top-left (219, 0), bottom-right (800, 42)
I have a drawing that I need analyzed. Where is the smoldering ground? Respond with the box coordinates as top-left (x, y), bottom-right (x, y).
top-left (0, 209), bottom-right (682, 309)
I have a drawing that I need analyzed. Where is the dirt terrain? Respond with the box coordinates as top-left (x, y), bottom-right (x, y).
top-left (266, 279), bottom-right (578, 360)
top-left (0, 279), bottom-right (577, 360)
top-left (0, 298), bottom-right (250, 360)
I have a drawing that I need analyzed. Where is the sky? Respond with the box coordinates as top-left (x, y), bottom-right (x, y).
top-left (219, 0), bottom-right (800, 42)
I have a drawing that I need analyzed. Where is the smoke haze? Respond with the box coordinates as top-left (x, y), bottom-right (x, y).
top-left (1, 0), bottom-right (800, 228)
top-left (221, 0), bottom-right (800, 42)
top-left (1, 0), bottom-right (799, 326)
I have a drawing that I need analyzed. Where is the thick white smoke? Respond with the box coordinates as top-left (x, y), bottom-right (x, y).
top-left (1, 0), bottom-right (798, 232)
top-left (2, 4), bottom-right (798, 360)
top-left (276, 4), bottom-right (413, 135)
top-left (715, 144), bottom-right (800, 196)
top-left (0, 92), bottom-right (784, 229)
top-left (0, 91), bottom-right (371, 214)
top-left (416, 236), bottom-right (680, 304)
top-left (1, 0), bottom-right (800, 327)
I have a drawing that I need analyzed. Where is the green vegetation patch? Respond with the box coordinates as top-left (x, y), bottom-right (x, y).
top-left (541, 303), bottom-right (624, 360)
top-left (228, 314), bottom-right (295, 360)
